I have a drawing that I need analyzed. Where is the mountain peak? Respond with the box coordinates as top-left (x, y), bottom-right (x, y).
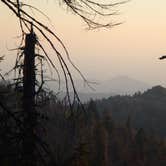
top-left (97, 76), bottom-right (151, 95)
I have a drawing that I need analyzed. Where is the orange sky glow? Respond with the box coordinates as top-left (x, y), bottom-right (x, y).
top-left (1, 0), bottom-right (166, 87)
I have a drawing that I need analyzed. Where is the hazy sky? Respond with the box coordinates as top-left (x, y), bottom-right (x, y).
top-left (1, 0), bottom-right (166, 86)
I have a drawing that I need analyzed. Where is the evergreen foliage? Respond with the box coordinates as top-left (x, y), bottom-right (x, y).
top-left (0, 84), bottom-right (165, 165)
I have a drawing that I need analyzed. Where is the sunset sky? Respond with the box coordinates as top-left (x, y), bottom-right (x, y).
top-left (1, 0), bottom-right (166, 87)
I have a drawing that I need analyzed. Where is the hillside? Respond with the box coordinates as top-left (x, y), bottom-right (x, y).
top-left (0, 82), bottom-right (166, 165)
top-left (96, 85), bottom-right (166, 137)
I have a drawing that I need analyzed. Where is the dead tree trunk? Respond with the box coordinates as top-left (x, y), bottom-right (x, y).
top-left (22, 27), bottom-right (37, 165)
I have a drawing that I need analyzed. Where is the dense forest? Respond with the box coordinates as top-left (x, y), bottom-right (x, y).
top-left (0, 82), bottom-right (166, 165)
top-left (95, 85), bottom-right (166, 137)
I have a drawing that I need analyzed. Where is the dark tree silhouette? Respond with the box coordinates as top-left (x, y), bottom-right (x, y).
top-left (1, 0), bottom-right (128, 165)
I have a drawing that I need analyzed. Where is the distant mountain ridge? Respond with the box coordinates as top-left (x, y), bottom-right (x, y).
top-left (55, 76), bottom-right (152, 102)
top-left (94, 76), bottom-right (151, 94)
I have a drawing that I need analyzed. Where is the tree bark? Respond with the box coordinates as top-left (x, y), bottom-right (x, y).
top-left (22, 29), bottom-right (37, 165)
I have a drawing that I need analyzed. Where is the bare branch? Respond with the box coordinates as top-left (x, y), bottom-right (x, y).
top-left (63, 0), bottom-right (129, 29)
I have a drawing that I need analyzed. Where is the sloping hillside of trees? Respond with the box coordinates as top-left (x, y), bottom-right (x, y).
top-left (95, 86), bottom-right (166, 137)
top-left (0, 83), bottom-right (166, 165)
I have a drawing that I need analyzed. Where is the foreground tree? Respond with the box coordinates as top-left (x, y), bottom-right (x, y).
top-left (1, 0), bottom-right (128, 165)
